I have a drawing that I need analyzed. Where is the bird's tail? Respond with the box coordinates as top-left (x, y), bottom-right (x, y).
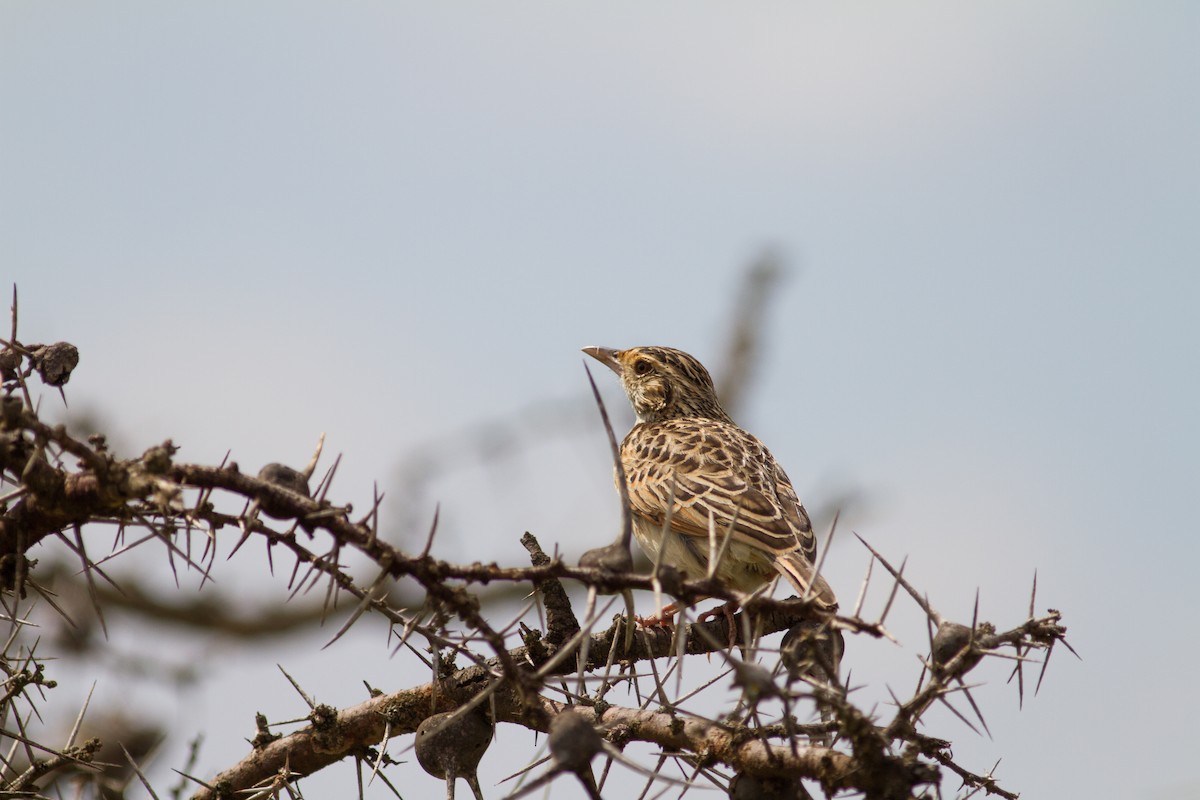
top-left (774, 551), bottom-right (839, 610)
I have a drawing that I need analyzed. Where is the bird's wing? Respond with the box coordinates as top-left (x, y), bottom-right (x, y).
top-left (622, 419), bottom-right (823, 576)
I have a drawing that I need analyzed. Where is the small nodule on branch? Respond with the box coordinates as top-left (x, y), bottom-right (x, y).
top-left (31, 341), bottom-right (80, 387)
top-left (415, 706), bottom-right (492, 800)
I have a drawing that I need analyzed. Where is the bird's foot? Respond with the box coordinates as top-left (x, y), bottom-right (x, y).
top-left (697, 600), bottom-right (740, 648)
top-left (635, 602), bottom-right (680, 630)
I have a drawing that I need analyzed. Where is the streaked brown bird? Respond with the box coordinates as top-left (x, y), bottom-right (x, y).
top-left (583, 345), bottom-right (838, 612)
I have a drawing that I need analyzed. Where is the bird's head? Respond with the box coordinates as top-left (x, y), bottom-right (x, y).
top-left (582, 345), bottom-right (731, 424)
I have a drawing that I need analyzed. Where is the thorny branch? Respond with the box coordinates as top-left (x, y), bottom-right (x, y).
top-left (0, 284), bottom-right (1072, 800)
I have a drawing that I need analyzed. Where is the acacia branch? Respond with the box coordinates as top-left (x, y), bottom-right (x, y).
top-left (0, 288), bottom-right (1073, 800)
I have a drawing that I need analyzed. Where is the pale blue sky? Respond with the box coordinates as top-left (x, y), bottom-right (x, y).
top-left (2, 3), bottom-right (1197, 798)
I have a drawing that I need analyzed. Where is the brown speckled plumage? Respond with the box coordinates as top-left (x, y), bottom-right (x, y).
top-left (583, 345), bottom-right (837, 608)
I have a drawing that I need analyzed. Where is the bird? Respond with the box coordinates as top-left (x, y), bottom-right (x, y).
top-left (582, 345), bottom-right (838, 614)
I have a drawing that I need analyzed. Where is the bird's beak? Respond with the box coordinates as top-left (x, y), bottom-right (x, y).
top-left (582, 346), bottom-right (622, 375)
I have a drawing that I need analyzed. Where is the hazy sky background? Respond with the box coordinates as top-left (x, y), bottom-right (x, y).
top-left (2, 3), bottom-right (1198, 798)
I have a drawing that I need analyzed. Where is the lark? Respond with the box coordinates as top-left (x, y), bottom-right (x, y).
top-left (583, 345), bottom-right (838, 612)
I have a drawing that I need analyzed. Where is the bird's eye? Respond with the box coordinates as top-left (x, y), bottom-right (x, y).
top-left (634, 360), bottom-right (652, 375)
